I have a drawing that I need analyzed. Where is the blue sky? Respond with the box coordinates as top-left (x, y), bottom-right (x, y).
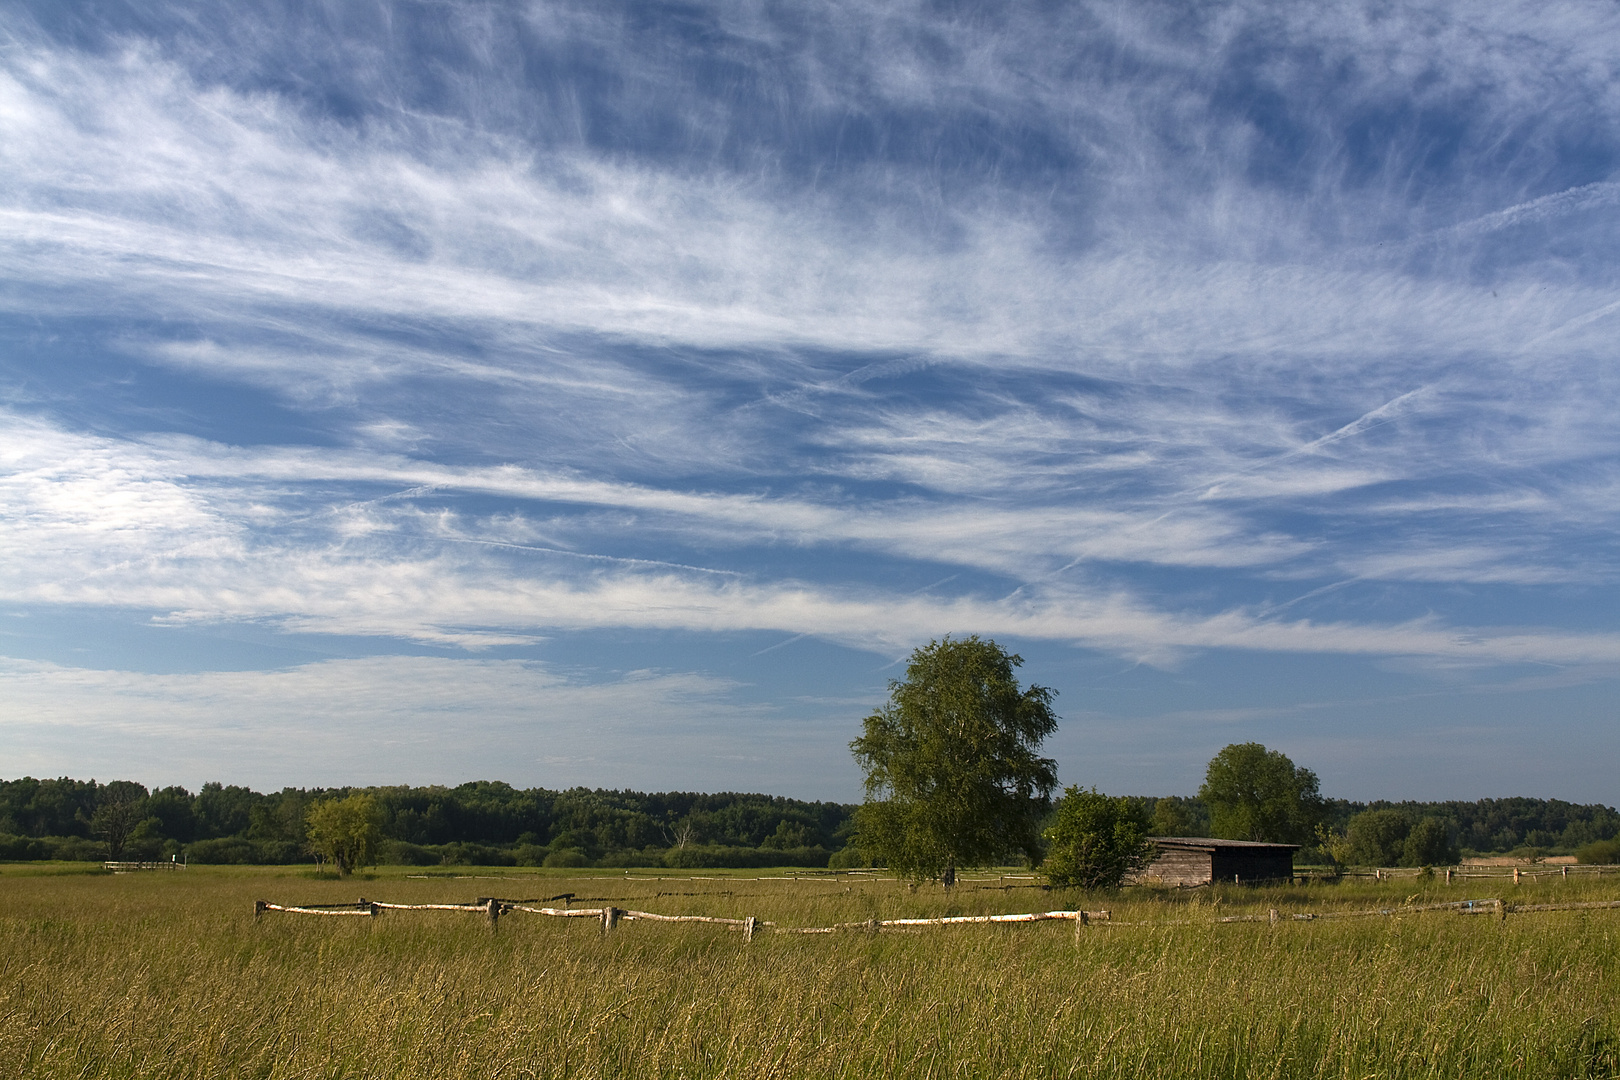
top-left (1, 0), bottom-right (1617, 803)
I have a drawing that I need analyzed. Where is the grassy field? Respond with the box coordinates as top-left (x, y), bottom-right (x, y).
top-left (3, 863), bottom-right (1618, 1079)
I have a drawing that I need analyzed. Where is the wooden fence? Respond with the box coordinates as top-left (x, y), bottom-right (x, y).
top-left (105, 860), bottom-right (186, 872)
top-left (255, 892), bottom-right (1620, 939)
top-left (1321, 864), bottom-right (1620, 884)
top-left (254, 895), bottom-right (1114, 940)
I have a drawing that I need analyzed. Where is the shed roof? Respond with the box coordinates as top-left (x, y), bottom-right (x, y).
top-left (1150, 837), bottom-right (1300, 852)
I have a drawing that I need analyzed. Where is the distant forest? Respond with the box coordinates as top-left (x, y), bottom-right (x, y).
top-left (4, 777), bottom-right (1618, 868)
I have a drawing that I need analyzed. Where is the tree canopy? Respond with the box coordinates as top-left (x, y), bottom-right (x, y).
top-left (304, 793), bottom-right (381, 875)
top-left (849, 636), bottom-right (1058, 886)
top-left (1341, 810), bottom-right (1460, 867)
top-left (1198, 742), bottom-right (1324, 845)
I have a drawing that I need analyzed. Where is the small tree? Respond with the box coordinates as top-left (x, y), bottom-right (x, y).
top-left (89, 781), bottom-right (149, 860)
top-left (1345, 809), bottom-right (1409, 866)
top-left (1401, 817), bottom-right (1460, 867)
top-left (1198, 743), bottom-right (1323, 844)
top-left (1041, 787), bottom-right (1156, 890)
top-left (1314, 823), bottom-right (1353, 870)
top-left (850, 636), bottom-right (1059, 887)
top-left (304, 794), bottom-right (380, 875)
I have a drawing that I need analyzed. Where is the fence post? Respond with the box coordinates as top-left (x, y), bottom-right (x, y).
top-left (486, 897), bottom-right (500, 931)
top-left (255, 900), bottom-right (267, 922)
top-left (1375, 869), bottom-right (1382, 881)
top-left (1562, 866), bottom-right (1568, 879)
top-left (602, 906), bottom-right (622, 934)
top-left (1498, 899), bottom-right (1508, 921)
top-left (1513, 868), bottom-right (1520, 885)
top-left (865, 916), bottom-right (880, 935)
top-left (743, 916), bottom-right (757, 944)
top-left (1445, 868), bottom-right (1452, 885)
top-left (1269, 908), bottom-right (1280, 924)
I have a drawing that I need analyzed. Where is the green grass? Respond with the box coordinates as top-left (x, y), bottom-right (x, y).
top-left (3, 864), bottom-right (1618, 1078)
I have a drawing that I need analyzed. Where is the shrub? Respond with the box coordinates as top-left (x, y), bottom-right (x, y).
top-left (185, 837), bottom-right (260, 864)
top-left (39, 836), bottom-right (106, 861)
top-left (663, 845), bottom-right (830, 869)
top-left (597, 847), bottom-right (663, 868)
top-left (543, 848), bottom-right (590, 868)
top-left (437, 842), bottom-right (516, 867)
top-left (513, 843), bottom-right (548, 867)
top-left (1401, 817), bottom-right (1460, 867)
top-left (0, 833), bottom-right (51, 860)
top-left (1345, 810), bottom-right (1409, 867)
top-left (381, 840), bottom-right (441, 866)
top-left (828, 845), bottom-right (874, 869)
top-left (1576, 839), bottom-right (1620, 865)
top-left (1040, 787), bottom-right (1155, 890)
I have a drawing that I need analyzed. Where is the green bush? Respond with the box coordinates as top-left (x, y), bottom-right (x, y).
top-left (381, 840), bottom-right (441, 866)
top-left (597, 847), bottom-right (664, 868)
top-left (1345, 810), bottom-right (1409, 866)
top-left (0, 832), bottom-right (52, 860)
top-left (542, 848), bottom-right (590, 868)
top-left (1040, 786), bottom-right (1155, 889)
top-left (437, 842), bottom-right (516, 867)
top-left (828, 845), bottom-right (874, 869)
top-left (662, 845), bottom-right (830, 869)
top-left (185, 837), bottom-right (260, 864)
top-left (46, 836), bottom-right (107, 861)
top-left (1401, 817), bottom-right (1460, 866)
top-left (512, 843), bottom-right (548, 867)
top-left (1576, 838), bottom-right (1620, 865)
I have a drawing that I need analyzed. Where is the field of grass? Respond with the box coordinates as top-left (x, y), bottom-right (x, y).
top-left (3, 862), bottom-right (1619, 1079)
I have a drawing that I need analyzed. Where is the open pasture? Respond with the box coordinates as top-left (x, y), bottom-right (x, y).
top-left (3, 864), bottom-right (1619, 1079)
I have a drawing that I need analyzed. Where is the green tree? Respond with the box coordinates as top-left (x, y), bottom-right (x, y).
top-left (1041, 787), bottom-right (1156, 889)
top-left (304, 794), bottom-right (380, 875)
top-left (1198, 743), bottom-right (1323, 844)
top-left (850, 636), bottom-right (1058, 887)
top-left (1147, 796), bottom-right (1209, 837)
top-left (1314, 823), bottom-right (1354, 869)
top-left (1401, 816), bottom-right (1459, 867)
top-left (88, 781), bottom-right (149, 860)
top-left (1345, 809), bottom-right (1409, 866)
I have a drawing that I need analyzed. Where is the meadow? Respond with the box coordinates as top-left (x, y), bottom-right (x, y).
top-left (3, 863), bottom-right (1618, 1079)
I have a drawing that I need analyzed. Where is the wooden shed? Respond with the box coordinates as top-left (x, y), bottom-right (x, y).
top-left (1131, 837), bottom-right (1299, 886)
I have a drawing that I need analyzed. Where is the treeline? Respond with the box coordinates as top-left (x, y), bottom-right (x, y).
top-left (0, 777), bottom-right (856, 868)
top-left (3, 777), bottom-right (1617, 868)
top-left (1140, 794), bottom-right (1620, 864)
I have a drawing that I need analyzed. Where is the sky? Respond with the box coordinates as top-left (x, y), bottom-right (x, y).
top-left (1, 0), bottom-right (1617, 804)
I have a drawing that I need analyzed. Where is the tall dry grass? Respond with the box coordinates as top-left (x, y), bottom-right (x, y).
top-left (2, 864), bottom-right (1618, 1079)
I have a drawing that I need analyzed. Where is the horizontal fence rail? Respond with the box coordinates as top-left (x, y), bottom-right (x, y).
top-left (253, 892), bottom-right (1620, 939)
top-left (254, 897), bottom-right (1113, 940)
top-left (1318, 864), bottom-right (1620, 879)
top-left (104, 860), bottom-right (186, 872)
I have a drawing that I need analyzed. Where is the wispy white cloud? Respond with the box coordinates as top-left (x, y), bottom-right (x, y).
top-left (0, 0), bottom-right (1617, 798)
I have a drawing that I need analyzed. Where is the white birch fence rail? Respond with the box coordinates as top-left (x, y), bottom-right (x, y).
top-left (255, 896), bottom-right (1113, 940)
top-left (254, 893), bottom-right (1620, 938)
